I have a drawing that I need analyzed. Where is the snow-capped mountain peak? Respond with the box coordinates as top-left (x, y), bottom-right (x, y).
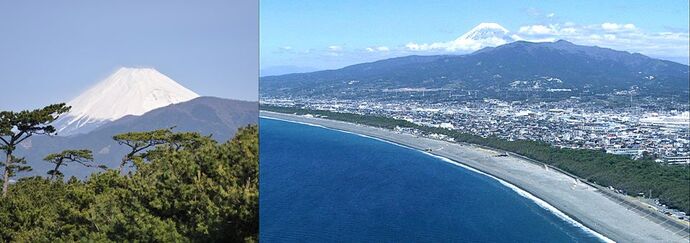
top-left (453, 23), bottom-right (515, 50)
top-left (457, 23), bottom-right (511, 41)
top-left (54, 67), bottom-right (200, 135)
top-left (405, 22), bottom-right (517, 52)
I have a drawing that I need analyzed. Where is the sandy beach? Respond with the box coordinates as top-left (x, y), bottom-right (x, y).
top-left (261, 111), bottom-right (690, 243)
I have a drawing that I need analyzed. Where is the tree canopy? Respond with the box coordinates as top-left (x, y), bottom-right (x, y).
top-left (0, 103), bottom-right (70, 196)
top-left (113, 128), bottom-right (173, 173)
top-left (0, 125), bottom-right (258, 242)
top-left (44, 149), bottom-right (102, 180)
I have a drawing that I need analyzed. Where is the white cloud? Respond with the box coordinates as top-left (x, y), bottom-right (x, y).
top-left (376, 46), bottom-right (390, 52)
top-left (546, 13), bottom-right (555, 18)
top-left (305, 21), bottom-right (688, 65)
top-left (404, 21), bottom-right (687, 62)
top-left (601, 22), bottom-right (636, 32)
top-left (405, 42), bottom-right (423, 51)
top-left (419, 40), bottom-right (504, 51)
top-left (405, 40), bottom-right (488, 52)
top-left (601, 22), bottom-right (621, 31)
top-left (518, 25), bottom-right (557, 35)
top-left (515, 22), bottom-right (688, 62)
top-left (522, 37), bottom-right (557, 42)
top-left (405, 23), bottom-right (513, 52)
top-left (366, 46), bottom-right (390, 52)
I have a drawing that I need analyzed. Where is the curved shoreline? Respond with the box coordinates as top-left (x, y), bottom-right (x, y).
top-left (422, 152), bottom-right (613, 242)
top-left (262, 115), bottom-right (612, 242)
top-left (261, 111), bottom-right (690, 242)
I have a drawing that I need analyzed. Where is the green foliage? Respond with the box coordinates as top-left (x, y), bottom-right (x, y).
top-left (113, 128), bottom-right (174, 173)
top-left (128, 125), bottom-right (259, 242)
top-left (44, 150), bottom-right (94, 163)
top-left (112, 128), bottom-right (174, 147)
top-left (0, 103), bottom-right (71, 196)
top-left (44, 150), bottom-right (99, 180)
top-left (264, 105), bottom-right (690, 214)
top-left (0, 126), bottom-right (258, 242)
top-left (166, 132), bottom-right (215, 151)
top-left (0, 103), bottom-right (70, 137)
top-left (0, 155), bottom-right (31, 178)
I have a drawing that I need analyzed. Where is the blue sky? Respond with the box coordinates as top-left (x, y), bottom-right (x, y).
top-left (1, 0), bottom-right (258, 111)
top-left (261, 0), bottom-right (689, 73)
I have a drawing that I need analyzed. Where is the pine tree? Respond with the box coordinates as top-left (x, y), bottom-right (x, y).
top-left (0, 103), bottom-right (70, 196)
top-left (112, 128), bottom-right (173, 174)
top-left (44, 149), bottom-right (104, 180)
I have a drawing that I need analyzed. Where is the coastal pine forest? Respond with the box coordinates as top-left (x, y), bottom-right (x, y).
top-left (0, 104), bottom-right (258, 242)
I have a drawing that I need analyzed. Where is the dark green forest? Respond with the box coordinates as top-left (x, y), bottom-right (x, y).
top-left (262, 105), bottom-right (690, 214)
top-left (1, 104), bottom-right (258, 242)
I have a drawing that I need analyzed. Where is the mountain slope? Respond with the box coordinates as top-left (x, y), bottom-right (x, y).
top-left (261, 40), bottom-right (689, 99)
top-left (93, 96), bottom-right (257, 142)
top-left (54, 67), bottom-right (199, 135)
top-left (17, 97), bottom-right (257, 179)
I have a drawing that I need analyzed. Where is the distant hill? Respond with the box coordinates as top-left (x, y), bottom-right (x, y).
top-left (260, 40), bottom-right (689, 99)
top-left (260, 65), bottom-right (320, 77)
top-left (16, 97), bottom-right (257, 179)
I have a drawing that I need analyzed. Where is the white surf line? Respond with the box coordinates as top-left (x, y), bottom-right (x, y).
top-left (262, 115), bottom-right (615, 243)
top-left (422, 152), bottom-right (615, 243)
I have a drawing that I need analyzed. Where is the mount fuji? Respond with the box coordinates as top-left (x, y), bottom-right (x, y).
top-left (18, 67), bottom-right (258, 178)
top-left (54, 67), bottom-right (200, 135)
top-left (451, 22), bottom-right (515, 50)
top-left (406, 23), bottom-right (516, 52)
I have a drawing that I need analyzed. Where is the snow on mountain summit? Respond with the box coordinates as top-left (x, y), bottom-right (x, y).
top-left (406, 23), bottom-right (516, 52)
top-left (457, 23), bottom-right (512, 42)
top-left (451, 23), bottom-right (515, 50)
top-left (54, 67), bottom-right (199, 135)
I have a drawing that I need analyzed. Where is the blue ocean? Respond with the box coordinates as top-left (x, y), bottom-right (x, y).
top-left (260, 118), bottom-right (603, 242)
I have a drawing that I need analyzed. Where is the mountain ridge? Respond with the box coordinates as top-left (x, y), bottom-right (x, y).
top-left (260, 40), bottom-right (689, 99)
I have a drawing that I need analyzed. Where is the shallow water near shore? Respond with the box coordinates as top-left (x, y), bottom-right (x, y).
top-left (260, 118), bottom-right (603, 242)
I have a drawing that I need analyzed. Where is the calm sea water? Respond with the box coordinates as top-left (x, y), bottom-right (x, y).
top-left (260, 118), bottom-right (602, 242)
